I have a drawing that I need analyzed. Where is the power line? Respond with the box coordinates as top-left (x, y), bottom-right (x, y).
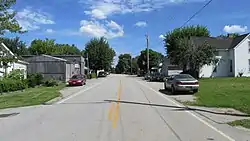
top-left (180, 0), bottom-right (213, 28)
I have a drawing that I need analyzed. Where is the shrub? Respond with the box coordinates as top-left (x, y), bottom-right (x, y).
top-left (5, 69), bottom-right (25, 80)
top-left (43, 79), bottom-right (59, 87)
top-left (27, 73), bottom-right (43, 88)
top-left (0, 79), bottom-right (28, 93)
top-left (91, 73), bottom-right (97, 78)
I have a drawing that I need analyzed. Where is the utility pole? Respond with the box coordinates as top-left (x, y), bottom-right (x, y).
top-left (86, 53), bottom-right (90, 75)
top-left (146, 34), bottom-right (149, 74)
top-left (130, 56), bottom-right (132, 75)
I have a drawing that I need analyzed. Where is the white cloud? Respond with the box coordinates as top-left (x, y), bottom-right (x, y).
top-left (16, 7), bottom-right (55, 31)
top-left (46, 29), bottom-right (54, 33)
top-left (159, 34), bottom-right (165, 39)
top-left (135, 21), bottom-right (147, 27)
top-left (80, 0), bottom-right (205, 19)
top-left (223, 25), bottom-right (248, 33)
top-left (79, 20), bottom-right (124, 39)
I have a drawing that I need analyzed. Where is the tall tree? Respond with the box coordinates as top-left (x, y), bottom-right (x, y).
top-left (85, 37), bottom-right (115, 71)
top-left (115, 54), bottom-right (132, 74)
top-left (137, 49), bottom-right (164, 72)
top-left (28, 39), bottom-right (81, 55)
top-left (164, 25), bottom-right (210, 70)
top-left (132, 56), bottom-right (139, 74)
top-left (0, 37), bottom-right (29, 55)
top-left (217, 33), bottom-right (240, 38)
top-left (178, 37), bottom-right (216, 78)
top-left (0, 0), bottom-right (23, 35)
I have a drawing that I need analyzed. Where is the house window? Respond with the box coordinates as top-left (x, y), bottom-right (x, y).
top-left (229, 60), bottom-right (233, 72)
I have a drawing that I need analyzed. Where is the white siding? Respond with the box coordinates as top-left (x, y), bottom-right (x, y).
top-left (200, 50), bottom-right (230, 78)
top-left (13, 62), bottom-right (28, 79)
top-left (234, 36), bottom-right (250, 77)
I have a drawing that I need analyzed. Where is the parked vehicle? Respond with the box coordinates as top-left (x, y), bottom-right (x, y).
top-left (144, 72), bottom-right (151, 80)
top-left (98, 71), bottom-right (107, 77)
top-left (68, 74), bottom-right (86, 86)
top-left (164, 74), bottom-right (199, 94)
top-left (149, 72), bottom-right (164, 82)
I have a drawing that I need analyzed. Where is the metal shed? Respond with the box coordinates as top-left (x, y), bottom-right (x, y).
top-left (23, 55), bottom-right (76, 82)
top-left (51, 55), bottom-right (85, 75)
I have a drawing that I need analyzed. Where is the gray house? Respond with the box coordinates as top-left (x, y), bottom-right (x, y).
top-left (23, 55), bottom-right (77, 82)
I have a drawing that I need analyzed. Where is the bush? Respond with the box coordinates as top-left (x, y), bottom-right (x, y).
top-left (5, 69), bottom-right (25, 80)
top-left (27, 73), bottom-right (43, 88)
top-left (0, 79), bottom-right (28, 93)
top-left (43, 79), bottom-right (59, 87)
top-left (91, 73), bottom-right (97, 78)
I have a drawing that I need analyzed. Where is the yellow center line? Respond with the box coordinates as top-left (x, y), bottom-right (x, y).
top-left (108, 80), bottom-right (122, 128)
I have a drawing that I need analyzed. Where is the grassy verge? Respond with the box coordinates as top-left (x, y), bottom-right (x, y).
top-left (189, 77), bottom-right (250, 114)
top-left (183, 77), bottom-right (250, 128)
top-left (0, 84), bottom-right (65, 109)
top-left (228, 119), bottom-right (250, 129)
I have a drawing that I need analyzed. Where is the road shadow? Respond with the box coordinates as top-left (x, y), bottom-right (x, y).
top-left (0, 113), bottom-right (19, 118)
top-left (104, 100), bottom-right (250, 117)
top-left (159, 89), bottom-right (193, 95)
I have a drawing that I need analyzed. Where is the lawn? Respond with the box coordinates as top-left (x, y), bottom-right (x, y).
top-left (0, 84), bottom-right (65, 109)
top-left (192, 77), bottom-right (250, 114)
top-left (187, 77), bottom-right (250, 128)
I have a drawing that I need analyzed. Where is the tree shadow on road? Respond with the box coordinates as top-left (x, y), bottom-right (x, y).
top-left (104, 100), bottom-right (250, 117)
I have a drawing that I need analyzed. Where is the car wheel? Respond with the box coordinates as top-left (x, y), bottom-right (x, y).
top-left (84, 82), bottom-right (86, 85)
top-left (171, 85), bottom-right (176, 94)
top-left (193, 89), bottom-right (198, 93)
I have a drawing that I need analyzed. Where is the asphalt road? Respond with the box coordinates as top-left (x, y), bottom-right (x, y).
top-left (0, 75), bottom-right (241, 141)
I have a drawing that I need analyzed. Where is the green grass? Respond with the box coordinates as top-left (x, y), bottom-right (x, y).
top-left (228, 119), bottom-right (250, 129)
top-left (0, 84), bottom-right (65, 109)
top-left (190, 77), bottom-right (250, 114)
top-left (185, 77), bottom-right (250, 129)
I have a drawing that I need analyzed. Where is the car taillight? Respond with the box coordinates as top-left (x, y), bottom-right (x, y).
top-left (176, 81), bottom-right (182, 85)
top-left (77, 80), bottom-right (82, 82)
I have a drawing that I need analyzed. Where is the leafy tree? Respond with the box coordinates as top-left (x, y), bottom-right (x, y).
top-left (115, 54), bottom-right (132, 74)
top-left (0, 0), bottom-right (23, 35)
top-left (217, 33), bottom-right (240, 38)
top-left (164, 25), bottom-right (210, 69)
top-left (132, 56), bottom-right (139, 74)
top-left (178, 37), bottom-right (216, 78)
top-left (28, 39), bottom-right (81, 55)
top-left (85, 37), bottom-right (115, 71)
top-left (0, 37), bottom-right (29, 55)
top-left (137, 49), bottom-right (164, 72)
top-left (29, 39), bottom-right (56, 55)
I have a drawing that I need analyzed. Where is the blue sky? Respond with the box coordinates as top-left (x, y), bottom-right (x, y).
top-left (5, 0), bottom-right (250, 63)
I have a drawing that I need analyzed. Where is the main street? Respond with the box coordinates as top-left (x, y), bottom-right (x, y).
top-left (0, 75), bottom-right (241, 141)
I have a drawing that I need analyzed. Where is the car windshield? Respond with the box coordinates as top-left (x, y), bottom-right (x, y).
top-left (71, 75), bottom-right (82, 79)
top-left (175, 74), bottom-right (194, 79)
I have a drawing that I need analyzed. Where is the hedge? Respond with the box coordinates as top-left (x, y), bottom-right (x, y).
top-left (0, 79), bottom-right (28, 93)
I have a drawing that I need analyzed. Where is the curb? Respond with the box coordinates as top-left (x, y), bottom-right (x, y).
top-left (43, 95), bottom-right (63, 105)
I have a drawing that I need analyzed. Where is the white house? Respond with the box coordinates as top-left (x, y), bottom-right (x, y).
top-left (0, 43), bottom-right (29, 78)
top-left (191, 33), bottom-right (250, 77)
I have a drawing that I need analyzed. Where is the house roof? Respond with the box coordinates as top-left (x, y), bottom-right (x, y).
top-left (190, 33), bottom-right (249, 49)
top-left (0, 43), bottom-right (15, 56)
top-left (41, 54), bottom-right (68, 62)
